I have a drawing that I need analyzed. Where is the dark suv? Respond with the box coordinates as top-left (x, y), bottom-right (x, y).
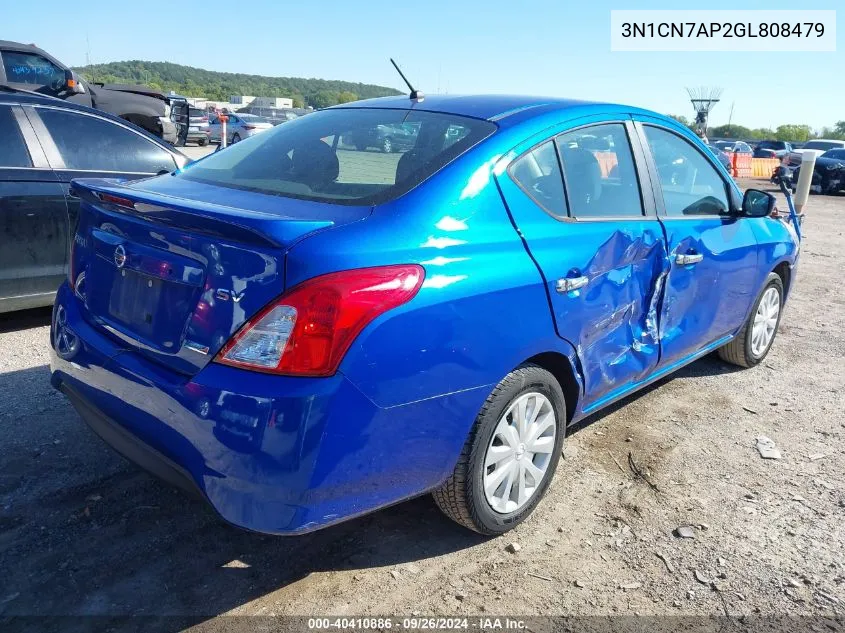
top-left (0, 40), bottom-right (188, 145)
top-left (0, 89), bottom-right (189, 313)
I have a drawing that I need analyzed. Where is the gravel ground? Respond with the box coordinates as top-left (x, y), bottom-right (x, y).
top-left (0, 180), bottom-right (843, 627)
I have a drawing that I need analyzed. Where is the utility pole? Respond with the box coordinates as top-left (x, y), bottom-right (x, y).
top-left (86, 34), bottom-right (93, 81)
top-left (728, 101), bottom-right (735, 137)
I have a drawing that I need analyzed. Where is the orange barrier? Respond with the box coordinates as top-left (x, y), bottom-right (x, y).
top-left (751, 157), bottom-right (781, 178)
top-left (731, 152), bottom-right (753, 178)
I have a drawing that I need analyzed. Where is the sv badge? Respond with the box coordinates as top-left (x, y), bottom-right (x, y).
top-left (215, 289), bottom-right (246, 302)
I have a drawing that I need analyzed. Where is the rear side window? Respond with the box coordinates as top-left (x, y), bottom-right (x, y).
top-left (0, 105), bottom-right (32, 167)
top-left (643, 126), bottom-right (729, 217)
top-left (175, 108), bottom-right (496, 205)
top-left (36, 108), bottom-right (177, 173)
top-left (556, 123), bottom-right (644, 219)
top-left (509, 141), bottom-right (566, 217)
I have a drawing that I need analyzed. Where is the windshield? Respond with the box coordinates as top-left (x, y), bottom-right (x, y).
top-left (758, 141), bottom-right (785, 150)
top-left (175, 107), bottom-right (496, 205)
top-left (822, 149), bottom-right (845, 160)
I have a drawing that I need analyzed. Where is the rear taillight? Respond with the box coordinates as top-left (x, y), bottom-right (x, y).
top-left (215, 265), bottom-right (425, 376)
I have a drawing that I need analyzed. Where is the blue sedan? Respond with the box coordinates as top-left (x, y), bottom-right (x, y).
top-left (50, 95), bottom-right (799, 536)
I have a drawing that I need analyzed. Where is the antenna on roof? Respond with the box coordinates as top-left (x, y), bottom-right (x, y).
top-left (390, 58), bottom-right (424, 102)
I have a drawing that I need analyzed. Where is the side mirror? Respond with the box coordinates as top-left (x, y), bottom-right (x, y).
top-left (65, 70), bottom-right (85, 94)
top-left (742, 189), bottom-right (776, 217)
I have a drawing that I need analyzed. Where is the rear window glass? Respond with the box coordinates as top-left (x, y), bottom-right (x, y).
top-left (189, 108), bottom-right (205, 117)
top-left (175, 108), bottom-right (496, 205)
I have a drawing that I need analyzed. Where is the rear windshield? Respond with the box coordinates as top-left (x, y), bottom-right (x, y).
top-left (758, 141), bottom-right (785, 150)
top-left (189, 108), bottom-right (205, 117)
top-left (174, 107), bottom-right (496, 205)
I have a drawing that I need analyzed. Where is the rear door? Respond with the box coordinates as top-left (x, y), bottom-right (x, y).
top-left (633, 118), bottom-right (759, 366)
top-left (0, 103), bottom-right (68, 308)
top-left (497, 118), bottom-right (669, 410)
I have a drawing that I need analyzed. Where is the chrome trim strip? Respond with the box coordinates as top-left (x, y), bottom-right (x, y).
top-left (21, 106), bottom-right (65, 168)
top-left (11, 105), bottom-right (49, 168)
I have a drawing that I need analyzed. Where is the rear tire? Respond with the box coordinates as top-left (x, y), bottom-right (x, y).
top-left (433, 364), bottom-right (566, 535)
top-left (718, 272), bottom-right (784, 368)
top-left (231, 133), bottom-right (241, 144)
top-left (197, 139), bottom-right (207, 147)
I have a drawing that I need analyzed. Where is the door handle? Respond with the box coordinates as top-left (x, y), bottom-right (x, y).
top-left (556, 275), bottom-right (589, 293)
top-left (675, 253), bottom-right (703, 266)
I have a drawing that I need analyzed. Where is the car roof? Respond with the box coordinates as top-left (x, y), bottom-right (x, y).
top-left (330, 94), bottom-right (645, 128)
top-left (0, 40), bottom-right (48, 53)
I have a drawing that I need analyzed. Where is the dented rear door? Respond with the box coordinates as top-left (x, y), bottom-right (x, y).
top-left (497, 118), bottom-right (669, 406)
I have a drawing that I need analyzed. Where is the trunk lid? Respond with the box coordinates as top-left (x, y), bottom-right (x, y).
top-left (70, 175), bottom-right (371, 376)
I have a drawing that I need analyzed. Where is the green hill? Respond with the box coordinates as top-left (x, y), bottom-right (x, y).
top-left (72, 61), bottom-right (403, 109)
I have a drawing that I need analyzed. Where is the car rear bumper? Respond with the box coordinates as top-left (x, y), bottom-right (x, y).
top-left (49, 283), bottom-right (483, 534)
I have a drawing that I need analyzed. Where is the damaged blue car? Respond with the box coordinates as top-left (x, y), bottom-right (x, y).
top-left (50, 95), bottom-right (800, 536)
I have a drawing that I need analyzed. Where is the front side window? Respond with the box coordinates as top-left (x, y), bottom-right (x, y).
top-left (0, 105), bottom-right (32, 167)
top-left (509, 141), bottom-right (566, 217)
top-left (643, 126), bottom-right (729, 217)
top-left (175, 108), bottom-right (496, 205)
top-left (556, 123), bottom-right (644, 218)
top-left (37, 108), bottom-right (177, 173)
top-left (1, 51), bottom-right (65, 89)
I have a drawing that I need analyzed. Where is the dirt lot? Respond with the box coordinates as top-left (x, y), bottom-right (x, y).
top-left (1, 180), bottom-right (843, 628)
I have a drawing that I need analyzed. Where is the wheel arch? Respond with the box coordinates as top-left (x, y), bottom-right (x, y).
top-left (522, 351), bottom-right (581, 425)
top-left (772, 259), bottom-right (791, 296)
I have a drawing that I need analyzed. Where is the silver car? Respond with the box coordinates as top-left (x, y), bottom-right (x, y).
top-left (187, 107), bottom-right (210, 146)
top-left (208, 113), bottom-right (273, 144)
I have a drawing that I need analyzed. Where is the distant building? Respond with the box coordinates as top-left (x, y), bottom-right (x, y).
top-left (252, 96), bottom-right (293, 109)
top-left (229, 95), bottom-right (256, 105)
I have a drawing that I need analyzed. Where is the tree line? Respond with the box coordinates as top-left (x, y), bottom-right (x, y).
top-left (668, 115), bottom-right (845, 143)
top-left (73, 61), bottom-right (402, 109)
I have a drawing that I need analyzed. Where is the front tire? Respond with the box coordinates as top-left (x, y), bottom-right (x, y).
top-left (433, 364), bottom-right (566, 535)
top-left (231, 133), bottom-right (241, 144)
top-left (382, 137), bottom-right (393, 153)
top-left (718, 272), bottom-right (784, 368)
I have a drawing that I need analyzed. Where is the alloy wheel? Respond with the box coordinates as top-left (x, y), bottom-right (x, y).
top-left (751, 286), bottom-right (780, 357)
top-left (483, 392), bottom-right (556, 514)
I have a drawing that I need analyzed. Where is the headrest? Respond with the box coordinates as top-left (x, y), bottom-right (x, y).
top-left (291, 141), bottom-right (339, 189)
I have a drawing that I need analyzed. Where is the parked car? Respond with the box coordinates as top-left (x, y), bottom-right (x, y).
top-left (344, 122), bottom-right (419, 153)
top-left (754, 140), bottom-right (793, 159)
top-left (713, 140), bottom-right (753, 154)
top-left (704, 141), bottom-right (733, 171)
top-left (208, 113), bottom-right (273, 144)
top-left (50, 95), bottom-right (798, 536)
top-left (187, 107), bottom-right (209, 146)
top-left (790, 148), bottom-right (845, 195)
top-left (236, 105), bottom-right (299, 125)
top-left (0, 88), bottom-right (189, 313)
top-left (780, 139), bottom-right (845, 172)
top-left (0, 40), bottom-right (186, 145)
